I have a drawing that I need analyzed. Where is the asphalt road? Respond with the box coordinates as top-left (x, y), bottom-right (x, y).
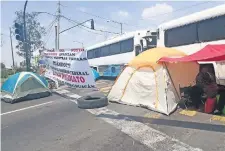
top-left (1, 94), bottom-right (151, 151)
top-left (1, 90), bottom-right (225, 151)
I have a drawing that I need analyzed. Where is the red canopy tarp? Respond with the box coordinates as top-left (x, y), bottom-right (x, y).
top-left (159, 44), bottom-right (225, 62)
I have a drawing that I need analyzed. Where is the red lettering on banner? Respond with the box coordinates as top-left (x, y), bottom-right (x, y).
top-left (53, 72), bottom-right (86, 83)
top-left (75, 76), bottom-right (80, 82)
top-left (71, 76), bottom-right (77, 82)
top-left (44, 52), bottom-right (58, 56)
top-left (80, 77), bottom-right (85, 83)
top-left (71, 48), bottom-right (84, 52)
top-left (68, 75), bottom-right (72, 81)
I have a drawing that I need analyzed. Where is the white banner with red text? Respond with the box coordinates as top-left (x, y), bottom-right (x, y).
top-left (43, 50), bottom-right (96, 89)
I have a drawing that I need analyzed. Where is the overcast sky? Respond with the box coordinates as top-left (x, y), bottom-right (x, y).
top-left (1, 0), bottom-right (224, 68)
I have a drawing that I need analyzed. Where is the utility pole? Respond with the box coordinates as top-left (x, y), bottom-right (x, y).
top-left (120, 23), bottom-right (122, 35)
top-left (55, 26), bottom-right (58, 50)
top-left (9, 28), bottom-right (15, 68)
top-left (107, 20), bottom-right (123, 35)
top-left (57, 0), bottom-right (60, 51)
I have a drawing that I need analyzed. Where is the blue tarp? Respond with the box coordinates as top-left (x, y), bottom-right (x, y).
top-left (92, 69), bottom-right (100, 80)
top-left (39, 60), bottom-right (46, 64)
top-left (103, 65), bottom-right (122, 77)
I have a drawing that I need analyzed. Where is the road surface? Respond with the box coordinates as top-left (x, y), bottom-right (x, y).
top-left (1, 80), bottom-right (225, 151)
top-left (1, 94), bottom-right (152, 151)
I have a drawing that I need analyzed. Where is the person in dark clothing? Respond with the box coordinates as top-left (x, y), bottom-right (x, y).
top-left (215, 85), bottom-right (225, 114)
top-left (189, 85), bottom-right (203, 109)
top-left (191, 65), bottom-right (218, 109)
top-left (190, 66), bottom-right (209, 109)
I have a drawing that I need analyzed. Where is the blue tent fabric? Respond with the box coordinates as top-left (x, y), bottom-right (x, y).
top-left (1, 72), bottom-right (50, 102)
top-left (92, 69), bottom-right (100, 80)
top-left (1, 72), bottom-right (20, 94)
top-left (34, 73), bottom-right (48, 87)
top-left (39, 59), bottom-right (46, 64)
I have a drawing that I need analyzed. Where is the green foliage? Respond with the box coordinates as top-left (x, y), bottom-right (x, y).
top-left (14, 67), bottom-right (26, 72)
top-left (13, 11), bottom-right (46, 58)
top-left (0, 67), bottom-right (26, 80)
top-left (1, 62), bottom-right (6, 69)
top-left (1, 69), bottom-right (14, 79)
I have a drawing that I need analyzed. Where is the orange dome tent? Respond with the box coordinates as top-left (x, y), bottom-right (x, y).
top-left (108, 47), bottom-right (199, 115)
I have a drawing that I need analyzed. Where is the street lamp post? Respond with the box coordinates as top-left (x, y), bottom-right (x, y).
top-left (107, 20), bottom-right (123, 35)
top-left (23, 0), bottom-right (30, 71)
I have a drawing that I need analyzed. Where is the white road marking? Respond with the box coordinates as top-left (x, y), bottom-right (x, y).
top-left (68, 97), bottom-right (202, 151)
top-left (67, 93), bottom-right (81, 99)
top-left (1, 101), bottom-right (53, 116)
top-left (55, 85), bottom-right (68, 90)
top-left (54, 89), bottom-right (70, 94)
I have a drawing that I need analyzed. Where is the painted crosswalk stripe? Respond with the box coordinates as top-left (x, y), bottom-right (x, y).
top-left (67, 93), bottom-right (81, 99)
top-left (55, 89), bottom-right (70, 94)
top-left (86, 107), bottom-right (202, 151)
top-left (69, 97), bottom-right (202, 151)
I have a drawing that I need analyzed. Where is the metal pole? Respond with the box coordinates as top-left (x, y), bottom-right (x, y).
top-left (9, 28), bottom-right (15, 68)
top-left (120, 23), bottom-right (122, 35)
top-left (23, 0), bottom-right (29, 71)
top-left (55, 26), bottom-right (57, 51)
top-left (107, 20), bottom-right (122, 35)
top-left (57, 0), bottom-right (60, 51)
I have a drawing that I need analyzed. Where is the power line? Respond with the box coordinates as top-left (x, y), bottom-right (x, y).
top-left (33, 11), bottom-right (113, 36)
top-left (61, 16), bottom-right (103, 35)
top-left (61, 15), bottom-right (120, 35)
top-left (43, 19), bottom-right (57, 46)
top-left (33, 18), bottom-right (57, 52)
top-left (60, 3), bottom-right (140, 28)
top-left (33, 11), bottom-right (119, 35)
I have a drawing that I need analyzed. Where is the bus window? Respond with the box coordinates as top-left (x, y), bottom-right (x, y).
top-left (101, 45), bottom-right (110, 57)
top-left (87, 50), bottom-right (94, 59)
top-left (144, 35), bottom-right (157, 50)
top-left (109, 42), bottom-right (121, 55)
top-left (165, 23), bottom-right (198, 47)
top-left (198, 15), bottom-right (225, 42)
top-left (120, 38), bottom-right (134, 53)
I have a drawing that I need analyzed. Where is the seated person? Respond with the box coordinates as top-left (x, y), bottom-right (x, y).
top-left (191, 65), bottom-right (218, 109)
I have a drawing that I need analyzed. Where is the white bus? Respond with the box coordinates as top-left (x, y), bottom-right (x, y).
top-left (157, 4), bottom-right (225, 83)
top-left (86, 30), bottom-right (157, 77)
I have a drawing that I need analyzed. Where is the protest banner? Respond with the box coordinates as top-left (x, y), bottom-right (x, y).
top-left (43, 50), bottom-right (96, 89)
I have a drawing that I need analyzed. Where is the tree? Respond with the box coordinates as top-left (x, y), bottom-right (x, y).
top-left (13, 11), bottom-right (46, 58)
top-left (1, 62), bottom-right (6, 69)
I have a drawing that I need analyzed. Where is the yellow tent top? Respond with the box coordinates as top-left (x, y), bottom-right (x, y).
top-left (128, 47), bottom-right (186, 69)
